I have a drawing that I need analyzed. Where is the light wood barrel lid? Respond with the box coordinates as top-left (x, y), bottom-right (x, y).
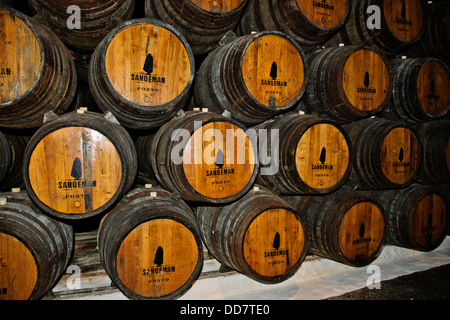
top-left (241, 34), bottom-right (305, 108)
top-left (383, 0), bottom-right (423, 42)
top-left (296, 0), bottom-right (349, 28)
top-left (0, 233), bottom-right (38, 300)
top-left (412, 193), bottom-right (447, 249)
top-left (342, 49), bottom-right (391, 112)
top-left (380, 127), bottom-right (420, 185)
top-left (27, 127), bottom-right (122, 215)
top-left (417, 61), bottom-right (450, 116)
top-left (338, 202), bottom-right (386, 263)
top-left (243, 208), bottom-right (305, 278)
top-left (295, 123), bottom-right (350, 189)
top-left (0, 9), bottom-right (41, 104)
top-left (104, 23), bottom-right (192, 106)
top-left (116, 219), bottom-right (199, 298)
top-left (190, 0), bottom-right (245, 12)
top-left (182, 121), bottom-right (256, 199)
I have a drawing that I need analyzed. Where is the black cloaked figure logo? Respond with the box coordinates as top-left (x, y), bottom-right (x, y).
top-left (270, 61), bottom-right (278, 80)
top-left (154, 246), bottom-right (164, 267)
top-left (273, 232), bottom-right (281, 250)
top-left (319, 147), bottom-right (326, 164)
top-left (215, 149), bottom-right (224, 168)
top-left (71, 157), bottom-right (82, 180)
top-left (359, 223), bottom-right (365, 239)
top-left (143, 53), bottom-right (154, 75)
top-left (364, 71), bottom-right (370, 88)
top-left (430, 79), bottom-right (435, 94)
top-left (401, 2), bottom-right (406, 20)
top-left (398, 147), bottom-right (404, 162)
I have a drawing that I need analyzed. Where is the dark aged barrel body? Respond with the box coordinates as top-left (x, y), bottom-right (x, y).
top-left (381, 57), bottom-right (450, 123)
top-left (254, 112), bottom-right (351, 195)
top-left (371, 184), bottom-right (449, 251)
top-left (0, 6), bottom-right (77, 129)
top-left (237, 0), bottom-right (352, 52)
top-left (193, 31), bottom-right (308, 126)
top-left (412, 120), bottom-right (450, 184)
top-left (283, 186), bottom-right (387, 267)
top-left (137, 110), bottom-right (259, 203)
top-left (0, 190), bottom-right (73, 300)
top-left (404, 2), bottom-right (450, 64)
top-left (343, 117), bottom-right (421, 189)
top-left (297, 45), bottom-right (392, 123)
top-left (324, 0), bottom-right (425, 55)
top-left (23, 111), bottom-right (137, 220)
top-left (145, 0), bottom-right (248, 55)
top-left (98, 186), bottom-right (203, 300)
top-left (197, 185), bottom-right (307, 283)
top-left (89, 19), bottom-right (195, 130)
top-left (27, 0), bottom-right (135, 51)
top-left (0, 133), bottom-right (29, 191)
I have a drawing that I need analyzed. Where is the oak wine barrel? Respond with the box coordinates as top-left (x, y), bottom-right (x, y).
top-left (0, 132), bottom-right (29, 191)
top-left (23, 110), bottom-right (137, 220)
top-left (254, 112), bottom-right (351, 195)
top-left (89, 18), bottom-right (195, 130)
top-left (197, 185), bottom-right (308, 283)
top-left (136, 110), bottom-right (259, 203)
top-left (98, 186), bottom-right (203, 300)
top-left (381, 57), bottom-right (450, 123)
top-left (324, 0), bottom-right (425, 55)
top-left (236, 0), bottom-right (352, 52)
top-left (413, 120), bottom-right (450, 184)
top-left (27, 0), bottom-right (135, 51)
top-left (145, 0), bottom-right (248, 55)
top-left (283, 186), bottom-right (387, 267)
top-left (371, 184), bottom-right (449, 251)
top-left (193, 31), bottom-right (308, 126)
top-left (403, 2), bottom-right (450, 64)
top-left (0, 190), bottom-right (73, 300)
top-left (296, 45), bottom-right (392, 123)
top-left (0, 6), bottom-right (77, 129)
top-left (343, 117), bottom-right (421, 189)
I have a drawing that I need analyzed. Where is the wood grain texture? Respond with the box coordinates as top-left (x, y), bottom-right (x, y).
top-left (296, 0), bottom-right (349, 28)
top-left (117, 219), bottom-right (199, 298)
top-left (0, 233), bottom-right (37, 300)
top-left (383, 0), bottom-right (423, 42)
top-left (380, 127), bottom-right (420, 185)
top-left (338, 202), bottom-right (386, 263)
top-left (28, 127), bottom-right (122, 215)
top-left (416, 61), bottom-right (449, 116)
top-left (295, 123), bottom-right (350, 189)
top-left (190, 0), bottom-right (244, 12)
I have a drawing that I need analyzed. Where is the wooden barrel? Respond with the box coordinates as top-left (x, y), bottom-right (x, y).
top-left (137, 110), bottom-right (259, 203)
top-left (413, 120), bottom-right (450, 184)
top-left (283, 186), bottom-right (387, 266)
top-left (254, 112), bottom-right (352, 195)
top-left (296, 45), bottom-right (392, 123)
top-left (193, 31), bottom-right (308, 126)
top-left (22, 110), bottom-right (137, 220)
top-left (324, 0), bottom-right (425, 55)
top-left (403, 2), bottom-right (450, 64)
top-left (0, 133), bottom-right (30, 191)
top-left (145, 0), bottom-right (248, 56)
top-left (98, 186), bottom-right (203, 300)
top-left (381, 57), bottom-right (450, 123)
top-left (343, 117), bottom-right (421, 189)
top-left (0, 6), bottom-right (77, 129)
top-left (27, 0), bottom-right (135, 51)
top-left (197, 185), bottom-right (307, 283)
top-left (372, 184), bottom-right (449, 251)
top-left (89, 18), bottom-right (195, 130)
top-left (0, 190), bottom-right (73, 300)
top-left (236, 0), bottom-right (352, 52)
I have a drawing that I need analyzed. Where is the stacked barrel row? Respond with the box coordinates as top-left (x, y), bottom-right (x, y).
top-left (0, 0), bottom-right (448, 301)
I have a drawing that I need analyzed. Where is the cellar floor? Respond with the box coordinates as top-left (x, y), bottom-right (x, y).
top-left (43, 232), bottom-right (450, 301)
